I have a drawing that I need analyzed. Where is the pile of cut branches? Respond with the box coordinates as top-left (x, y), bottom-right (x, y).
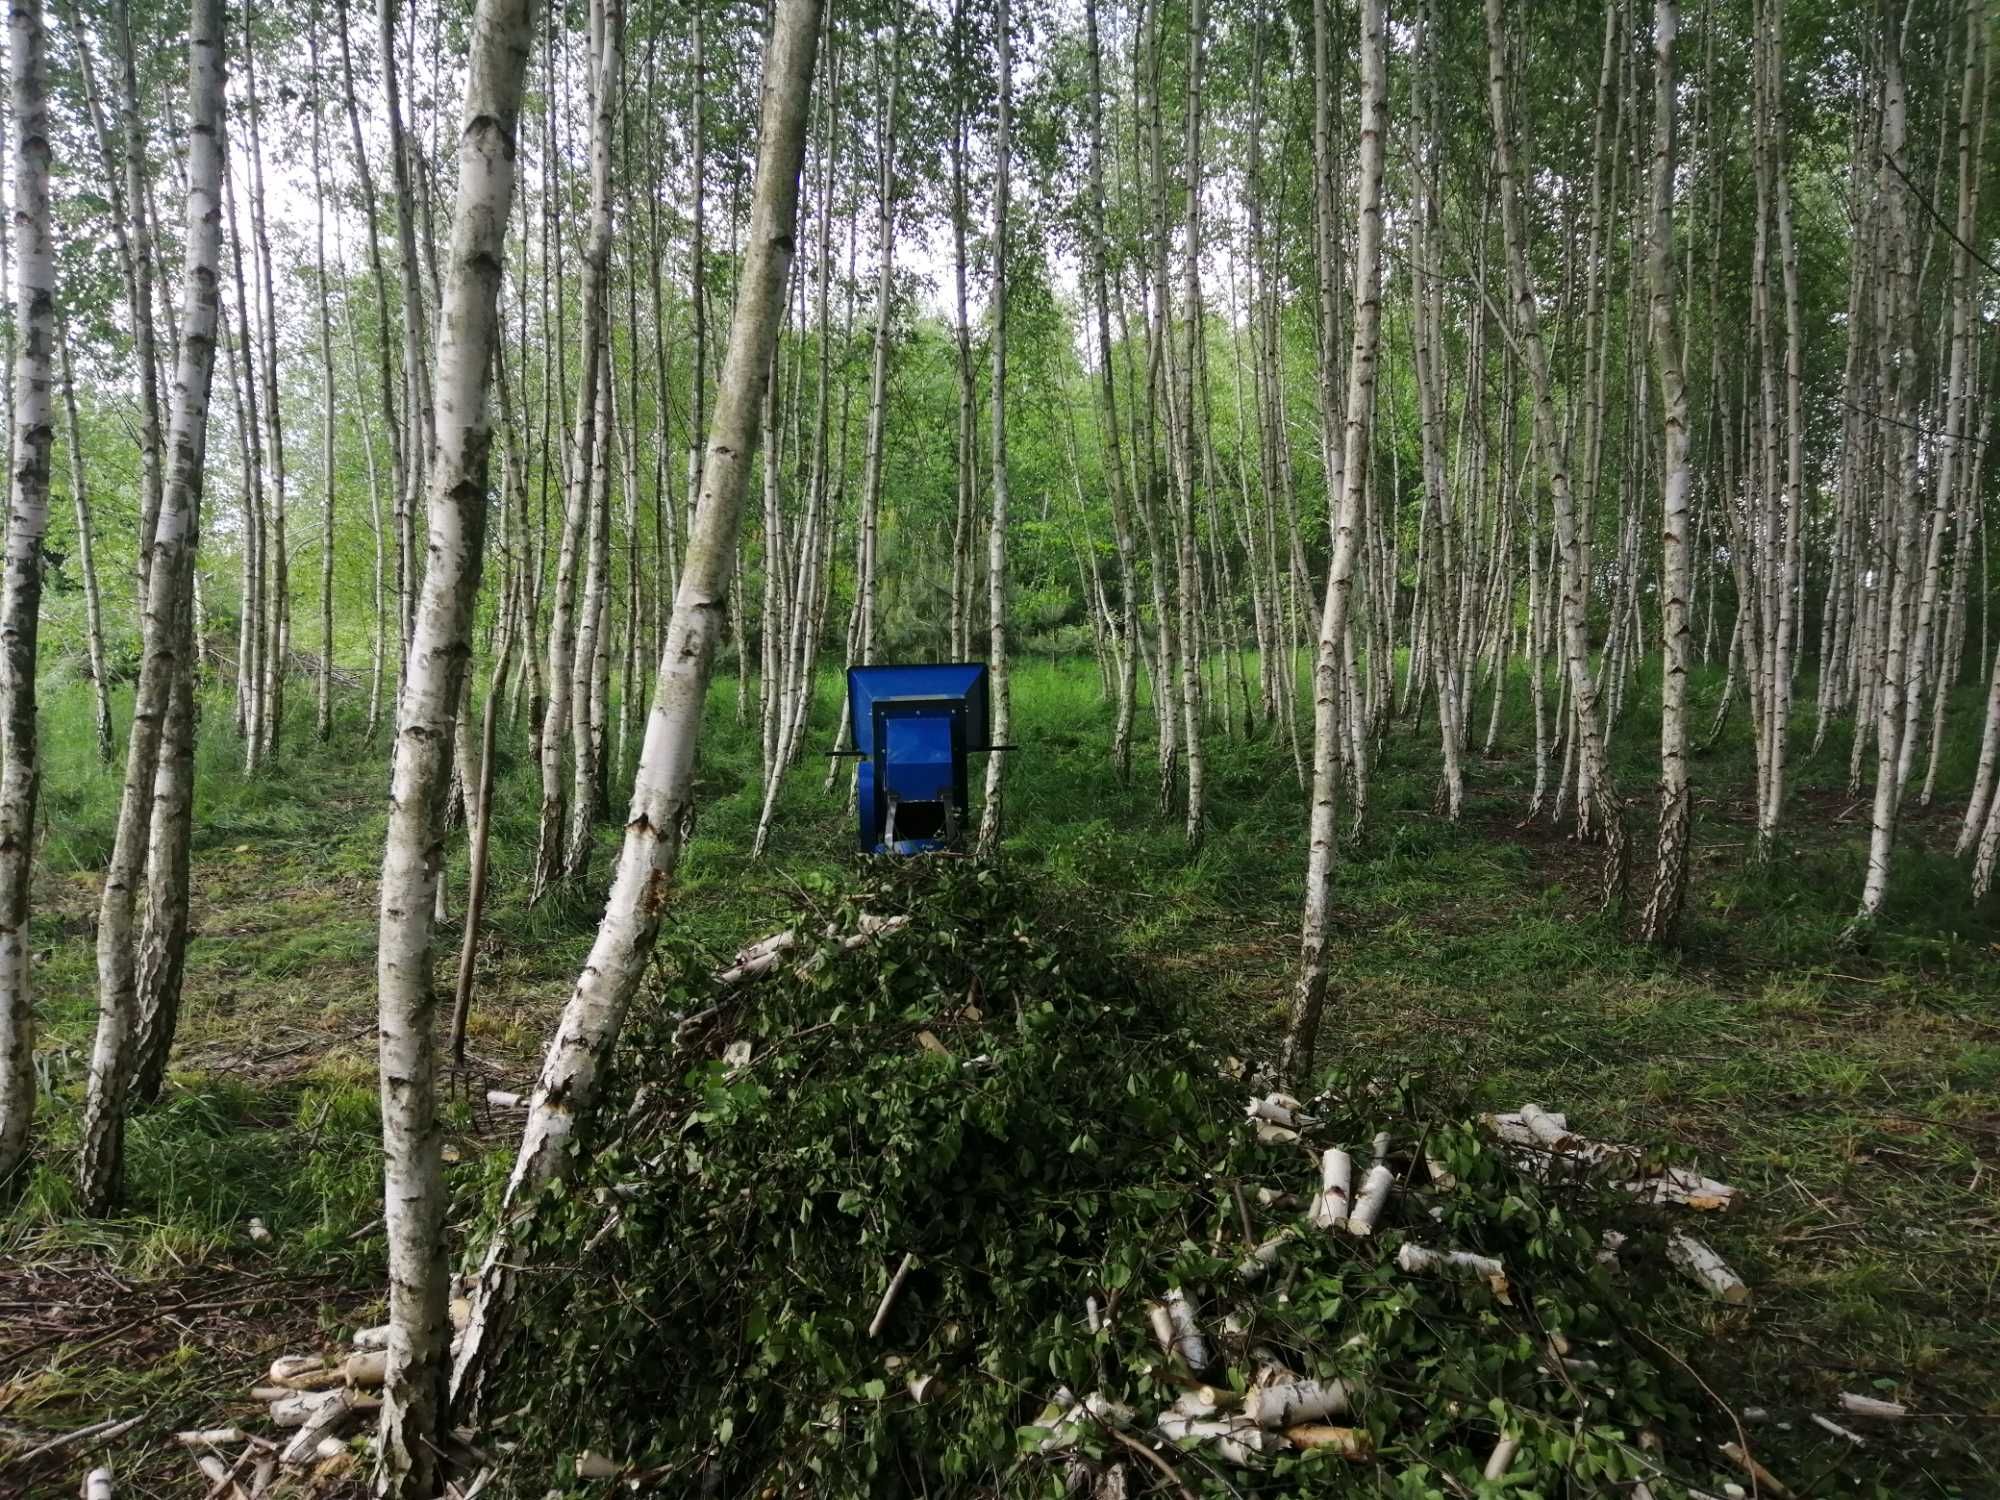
top-left (480, 866), bottom-right (1765, 1497)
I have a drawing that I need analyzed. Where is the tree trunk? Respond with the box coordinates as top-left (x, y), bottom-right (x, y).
top-left (1642, 0), bottom-right (1694, 943)
top-left (977, 0), bottom-right (1013, 854)
top-left (451, 0), bottom-right (821, 1413)
top-left (80, 0), bottom-right (226, 1214)
top-left (0, 0), bottom-right (53, 1184)
top-left (1282, 0), bottom-right (1384, 1085)
top-left (58, 335), bottom-right (114, 763)
top-left (372, 0), bottom-right (534, 1483)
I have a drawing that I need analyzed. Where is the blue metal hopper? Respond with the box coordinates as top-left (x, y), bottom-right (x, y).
top-left (846, 663), bottom-right (992, 854)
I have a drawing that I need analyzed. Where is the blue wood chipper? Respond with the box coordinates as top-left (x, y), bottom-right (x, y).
top-left (839, 663), bottom-right (1001, 855)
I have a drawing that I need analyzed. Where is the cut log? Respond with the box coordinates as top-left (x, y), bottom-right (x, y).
top-left (1155, 1413), bottom-right (1280, 1465)
top-left (1236, 1230), bottom-right (1296, 1283)
top-left (574, 1451), bottom-right (622, 1479)
top-left (1838, 1392), bottom-right (1907, 1420)
top-left (351, 1324), bottom-right (390, 1350)
top-left (867, 1252), bottom-right (916, 1339)
top-left (1252, 1122), bottom-right (1300, 1145)
top-left (175, 1428), bottom-right (247, 1448)
top-left (1244, 1376), bottom-right (1360, 1428)
top-left (1161, 1289), bottom-right (1213, 1372)
top-left (1309, 1148), bottom-right (1352, 1231)
top-left (1810, 1414), bottom-right (1866, 1445)
top-left (1667, 1233), bottom-right (1750, 1304)
top-left (342, 1350), bottom-right (387, 1388)
top-left (1518, 1103), bottom-right (1576, 1151)
top-left (1396, 1242), bottom-right (1510, 1301)
top-left (1483, 1436), bottom-right (1519, 1480)
top-left (1283, 1424), bottom-right (1373, 1458)
top-left (1346, 1164), bottom-right (1393, 1236)
top-left (1719, 1440), bottom-right (1793, 1498)
top-left (268, 1389), bottom-right (345, 1429)
top-left (484, 1090), bottom-right (525, 1110)
top-left (279, 1391), bottom-right (375, 1465)
top-left (82, 1470), bottom-right (115, 1500)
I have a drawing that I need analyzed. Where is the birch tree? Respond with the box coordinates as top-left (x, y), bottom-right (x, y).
top-left (452, 0), bottom-right (823, 1412)
top-left (1642, 0), bottom-right (1694, 943)
top-left (372, 0), bottom-right (535, 1483)
top-left (0, 0), bottom-right (53, 1186)
top-left (978, 0), bottom-right (1013, 854)
top-left (1282, 0), bottom-right (1384, 1085)
top-left (80, 0), bottom-right (227, 1213)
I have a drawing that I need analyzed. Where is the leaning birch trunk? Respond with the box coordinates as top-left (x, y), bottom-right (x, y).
top-left (80, 0), bottom-right (225, 1213)
top-left (0, 0), bottom-right (53, 1185)
top-left (450, 0), bottom-right (821, 1416)
top-left (1641, 0), bottom-right (1693, 943)
top-left (1281, 0), bottom-right (1384, 1085)
top-left (976, 0), bottom-right (1012, 855)
top-left (371, 0), bottom-right (533, 1486)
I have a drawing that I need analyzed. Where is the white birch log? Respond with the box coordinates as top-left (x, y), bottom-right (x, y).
top-left (1253, 1122), bottom-right (1300, 1145)
top-left (1244, 1376), bottom-right (1360, 1428)
top-left (867, 1252), bottom-right (915, 1339)
top-left (1162, 1288), bottom-right (1213, 1371)
top-left (1837, 1393), bottom-right (1907, 1420)
top-left (352, 1325), bottom-right (391, 1350)
top-left (268, 1354), bottom-right (339, 1387)
top-left (342, 1350), bottom-right (387, 1388)
top-left (1483, 1436), bottom-right (1519, 1480)
top-left (1518, 1104), bottom-right (1576, 1151)
top-left (1667, 1233), bottom-right (1750, 1304)
top-left (1310, 1148), bottom-right (1352, 1230)
top-left (280, 1390), bottom-right (362, 1465)
top-left (1396, 1243), bottom-right (1505, 1281)
top-left (82, 1469), bottom-right (114, 1500)
top-left (174, 1428), bottom-right (247, 1447)
top-left (1810, 1414), bottom-right (1866, 1446)
top-left (1236, 1230), bottom-right (1296, 1283)
top-left (269, 1389), bottom-right (346, 1428)
top-left (1346, 1164), bottom-right (1393, 1236)
top-left (1155, 1414), bottom-right (1280, 1465)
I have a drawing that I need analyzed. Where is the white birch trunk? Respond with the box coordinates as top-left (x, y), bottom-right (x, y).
top-left (372, 0), bottom-right (534, 1485)
top-left (450, 0), bottom-right (821, 1415)
top-left (1282, 0), bottom-right (1384, 1084)
top-left (80, 0), bottom-right (225, 1212)
top-left (1642, 0), bottom-right (1694, 942)
top-left (0, 0), bottom-right (53, 1183)
top-left (977, 0), bottom-right (1013, 854)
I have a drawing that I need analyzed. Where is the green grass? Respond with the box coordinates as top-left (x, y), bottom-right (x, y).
top-left (6, 649), bottom-right (1999, 1494)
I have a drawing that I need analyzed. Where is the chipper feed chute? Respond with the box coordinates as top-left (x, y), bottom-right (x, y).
top-left (844, 663), bottom-right (993, 854)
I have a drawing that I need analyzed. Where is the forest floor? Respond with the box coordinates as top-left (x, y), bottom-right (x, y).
top-left (4, 656), bottom-right (1999, 1497)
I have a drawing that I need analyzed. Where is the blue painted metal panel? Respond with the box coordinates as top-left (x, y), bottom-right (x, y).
top-left (847, 663), bottom-right (990, 756)
top-left (847, 663), bottom-right (991, 854)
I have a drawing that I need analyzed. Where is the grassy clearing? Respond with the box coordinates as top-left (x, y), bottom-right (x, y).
top-left (3, 654), bottom-right (1998, 1495)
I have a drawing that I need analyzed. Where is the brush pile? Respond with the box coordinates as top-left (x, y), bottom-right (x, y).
top-left (473, 865), bottom-right (1773, 1497)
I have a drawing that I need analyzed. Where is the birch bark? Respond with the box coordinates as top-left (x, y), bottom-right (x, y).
top-left (372, 0), bottom-right (534, 1482)
top-left (0, 0), bottom-right (53, 1184)
top-left (451, 0), bottom-right (821, 1413)
top-left (81, 0), bottom-right (226, 1213)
